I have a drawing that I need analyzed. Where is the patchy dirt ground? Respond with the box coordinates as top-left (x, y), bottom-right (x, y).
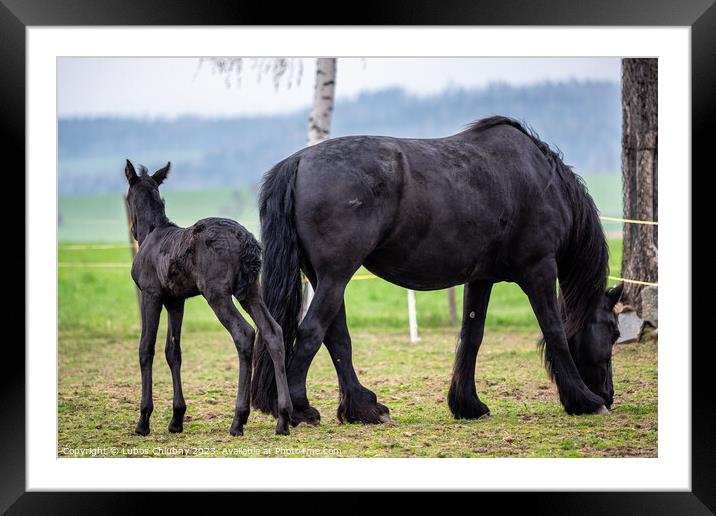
top-left (58, 329), bottom-right (657, 458)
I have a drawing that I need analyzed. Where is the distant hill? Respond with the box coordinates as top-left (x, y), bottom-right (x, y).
top-left (59, 81), bottom-right (621, 195)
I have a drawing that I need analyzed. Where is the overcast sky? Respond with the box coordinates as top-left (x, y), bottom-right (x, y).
top-left (58, 57), bottom-right (620, 119)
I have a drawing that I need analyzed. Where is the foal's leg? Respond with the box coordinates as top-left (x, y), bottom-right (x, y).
top-left (240, 284), bottom-right (293, 436)
top-left (135, 293), bottom-right (162, 436)
top-left (323, 302), bottom-right (391, 424)
top-left (447, 280), bottom-right (493, 419)
top-left (206, 293), bottom-right (255, 436)
top-left (520, 258), bottom-right (606, 415)
top-left (286, 275), bottom-right (350, 427)
top-left (164, 298), bottom-right (186, 433)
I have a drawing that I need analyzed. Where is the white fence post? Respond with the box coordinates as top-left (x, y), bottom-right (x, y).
top-left (301, 282), bottom-right (314, 322)
top-left (407, 289), bottom-right (420, 343)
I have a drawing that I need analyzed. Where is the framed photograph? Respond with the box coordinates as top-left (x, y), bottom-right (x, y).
top-left (3, 0), bottom-right (711, 512)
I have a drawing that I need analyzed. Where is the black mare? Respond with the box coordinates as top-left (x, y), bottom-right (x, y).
top-left (124, 160), bottom-right (292, 436)
top-left (251, 116), bottom-right (623, 426)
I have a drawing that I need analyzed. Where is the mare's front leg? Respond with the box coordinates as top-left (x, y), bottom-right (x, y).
top-left (206, 293), bottom-right (255, 436)
top-left (241, 284), bottom-right (293, 436)
top-left (164, 298), bottom-right (186, 433)
top-left (447, 280), bottom-right (493, 419)
top-left (520, 258), bottom-right (607, 415)
top-left (135, 293), bottom-right (162, 436)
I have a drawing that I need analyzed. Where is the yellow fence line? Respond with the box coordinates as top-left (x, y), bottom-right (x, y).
top-left (351, 273), bottom-right (658, 287)
top-left (59, 262), bottom-right (131, 268)
top-left (60, 262), bottom-right (657, 288)
top-left (59, 217), bottom-right (656, 252)
top-left (607, 275), bottom-right (658, 287)
top-left (351, 274), bottom-right (378, 281)
top-left (599, 216), bottom-right (658, 225)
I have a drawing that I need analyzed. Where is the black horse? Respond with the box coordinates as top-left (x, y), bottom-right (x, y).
top-left (124, 160), bottom-right (292, 436)
top-left (252, 116), bottom-right (623, 426)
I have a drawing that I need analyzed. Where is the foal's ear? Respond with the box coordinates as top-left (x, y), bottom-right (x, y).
top-left (152, 162), bottom-right (171, 186)
top-left (606, 282), bottom-right (624, 310)
top-left (125, 159), bottom-right (139, 186)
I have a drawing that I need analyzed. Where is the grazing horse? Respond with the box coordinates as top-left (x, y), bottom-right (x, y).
top-left (251, 116), bottom-right (623, 426)
top-left (124, 160), bottom-right (292, 436)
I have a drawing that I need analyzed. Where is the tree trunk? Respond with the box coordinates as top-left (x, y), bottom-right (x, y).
top-left (307, 58), bottom-right (337, 146)
top-left (303, 58), bottom-right (337, 317)
top-left (620, 58), bottom-right (658, 313)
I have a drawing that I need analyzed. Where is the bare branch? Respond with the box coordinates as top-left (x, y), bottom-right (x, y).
top-left (199, 57), bottom-right (303, 91)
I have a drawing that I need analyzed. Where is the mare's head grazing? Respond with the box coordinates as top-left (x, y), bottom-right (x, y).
top-left (124, 159), bottom-right (172, 244)
top-left (565, 283), bottom-right (623, 408)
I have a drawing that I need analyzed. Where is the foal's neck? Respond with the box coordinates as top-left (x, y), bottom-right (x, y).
top-left (135, 204), bottom-right (173, 245)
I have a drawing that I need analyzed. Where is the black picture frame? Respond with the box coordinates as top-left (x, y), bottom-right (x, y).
top-left (2, 0), bottom-right (711, 513)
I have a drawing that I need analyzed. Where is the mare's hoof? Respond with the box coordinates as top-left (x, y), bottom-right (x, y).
top-left (595, 405), bottom-right (610, 415)
top-left (168, 422), bottom-right (184, 433)
top-left (379, 413), bottom-right (397, 427)
top-left (135, 426), bottom-right (150, 436)
top-left (229, 427), bottom-right (244, 437)
top-left (447, 395), bottom-right (491, 420)
top-left (290, 406), bottom-right (321, 427)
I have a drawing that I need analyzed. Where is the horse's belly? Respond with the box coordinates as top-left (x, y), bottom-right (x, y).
top-left (363, 197), bottom-right (507, 290)
top-left (364, 246), bottom-right (498, 291)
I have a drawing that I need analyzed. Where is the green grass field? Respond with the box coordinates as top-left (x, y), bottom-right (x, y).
top-left (58, 234), bottom-right (657, 458)
top-left (58, 240), bottom-right (624, 337)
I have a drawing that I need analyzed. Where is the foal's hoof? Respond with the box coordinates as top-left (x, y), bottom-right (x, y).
top-left (290, 406), bottom-right (321, 427)
top-left (168, 422), bottom-right (184, 433)
top-left (595, 405), bottom-right (610, 415)
top-left (275, 426), bottom-right (290, 436)
top-left (229, 426), bottom-right (244, 437)
top-left (135, 425), bottom-right (150, 436)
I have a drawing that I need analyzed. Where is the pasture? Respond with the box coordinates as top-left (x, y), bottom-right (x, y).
top-left (58, 236), bottom-right (658, 458)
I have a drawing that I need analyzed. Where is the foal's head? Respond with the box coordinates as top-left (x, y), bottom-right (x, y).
top-left (124, 160), bottom-right (172, 244)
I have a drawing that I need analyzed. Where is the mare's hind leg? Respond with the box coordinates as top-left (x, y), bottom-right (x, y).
top-left (324, 302), bottom-right (391, 424)
top-left (240, 283), bottom-right (293, 436)
top-left (520, 258), bottom-right (606, 415)
top-left (286, 275), bottom-right (350, 427)
top-left (205, 293), bottom-right (255, 436)
top-left (135, 293), bottom-right (162, 436)
top-left (164, 298), bottom-right (186, 433)
top-left (447, 280), bottom-right (493, 419)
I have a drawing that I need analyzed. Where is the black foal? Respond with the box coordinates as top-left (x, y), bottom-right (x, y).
top-left (124, 160), bottom-right (292, 436)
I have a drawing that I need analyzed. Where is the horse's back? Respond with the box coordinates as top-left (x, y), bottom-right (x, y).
top-left (291, 124), bottom-right (569, 289)
top-left (140, 219), bottom-right (260, 299)
top-left (191, 218), bottom-right (254, 255)
top-left (294, 126), bottom-right (551, 215)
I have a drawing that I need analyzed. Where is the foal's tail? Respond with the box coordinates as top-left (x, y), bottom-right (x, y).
top-left (251, 154), bottom-right (304, 416)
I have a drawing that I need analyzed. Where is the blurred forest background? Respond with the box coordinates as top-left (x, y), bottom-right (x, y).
top-left (59, 80), bottom-right (622, 241)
